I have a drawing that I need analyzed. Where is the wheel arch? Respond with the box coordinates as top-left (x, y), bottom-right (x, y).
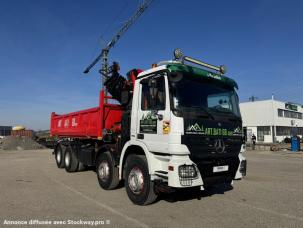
top-left (119, 141), bottom-right (151, 180)
top-left (95, 144), bottom-right (120, 166)
top-left (95, 145), bottom-right (111, 159)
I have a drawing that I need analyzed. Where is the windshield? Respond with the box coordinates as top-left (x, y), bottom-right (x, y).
top-left (169, 73), bottom-right (241, 117)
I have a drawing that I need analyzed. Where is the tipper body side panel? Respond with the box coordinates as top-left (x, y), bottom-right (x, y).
top-left (50, 90), bottom-right (123, 139)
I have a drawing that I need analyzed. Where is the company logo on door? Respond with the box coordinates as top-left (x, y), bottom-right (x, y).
top-left (140, 112), bottom-right (157, 134)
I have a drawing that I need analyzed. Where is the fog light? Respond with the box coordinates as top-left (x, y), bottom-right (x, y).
top-left (179, 165), bottom-right (197, 178)
top-left (178, 164), bottom-right (197, 186)
top-left (173, 48), bottom-right (183, 60)
top-left (219, 65), bottom-right (227, 74)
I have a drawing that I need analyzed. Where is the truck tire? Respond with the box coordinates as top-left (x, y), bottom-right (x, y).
top-left (64, 145), bottom-right (79, 172)
top-left (55, 144), bottom-right (65, 168)
top-left (77, 161), bottom-right (86, 172)
top-left (124, 155), bottom-right (158, 205)
top-left (96, 152), bottom-right (120, 190)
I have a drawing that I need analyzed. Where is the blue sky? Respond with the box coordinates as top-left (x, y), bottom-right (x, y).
top-left (0, 0), bottom-right (303, 130)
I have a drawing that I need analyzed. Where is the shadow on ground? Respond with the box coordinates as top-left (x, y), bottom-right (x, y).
top-left (157, 184), bottom-right (233, 203)
top-left (86, 167), bottom-right (233, 203)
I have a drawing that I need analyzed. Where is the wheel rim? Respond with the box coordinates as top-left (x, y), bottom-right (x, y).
top-left (56, 150), bottom-right (61, 163)
top-left (98, 161), bottom-right (110, 181)
top-left (65, 151), bottom-right (70, 167)
top-left (128, 166), bottom-right (144, 195)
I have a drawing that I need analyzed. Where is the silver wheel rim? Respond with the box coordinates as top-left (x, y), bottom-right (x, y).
top-left (65, 151), bottom-right (70, 167)
top-left (56, 150), bottom-right (61, 163)
top-left (128, 167), bottom-right (144, 195)
top-left (98, 161), bottom-right (110, 181)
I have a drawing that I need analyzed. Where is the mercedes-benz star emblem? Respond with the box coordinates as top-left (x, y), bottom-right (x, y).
top-left (214, 139), bottom-right (225, 153)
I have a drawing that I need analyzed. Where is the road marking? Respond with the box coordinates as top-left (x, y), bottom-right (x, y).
top-left (219, 198), bottom-right (303, 222)
top-left (51, 179), bottom-right (150, 228)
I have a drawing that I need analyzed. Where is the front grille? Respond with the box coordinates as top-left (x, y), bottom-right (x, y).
top-left (181, 134), bottom-right (241, 186)
top-left (194, 156), bottom-right (240, 186)
top-left (181, 135), bottom-right (242, 160)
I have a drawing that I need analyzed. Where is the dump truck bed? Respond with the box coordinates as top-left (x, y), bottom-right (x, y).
top-left (50, 91), bottom-right (123, 139)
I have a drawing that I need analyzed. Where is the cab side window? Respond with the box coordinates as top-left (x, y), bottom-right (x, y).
top-left (141, 75), bottom-right (166, 111)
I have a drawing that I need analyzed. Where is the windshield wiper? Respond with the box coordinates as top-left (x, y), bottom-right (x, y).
top-left (210, 106), bottom-right (235, 114)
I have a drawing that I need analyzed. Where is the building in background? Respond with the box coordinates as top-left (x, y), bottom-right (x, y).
top-left (240, 99), bottom-right (303, 143)
top-left (0, 126), bottom-right (12, 136)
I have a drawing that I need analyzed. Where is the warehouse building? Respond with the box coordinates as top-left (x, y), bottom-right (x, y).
top-left (0, 126), bottom-right (12, 137)
top-left (240, 99), bottom-right (303, 143)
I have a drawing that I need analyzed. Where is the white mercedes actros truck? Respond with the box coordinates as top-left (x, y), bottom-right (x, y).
top-left (51, 49), bottom-right (247, 205)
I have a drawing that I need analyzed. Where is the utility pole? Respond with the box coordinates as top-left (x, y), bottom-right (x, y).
top-left (83, 0), bottom-right (153, 100)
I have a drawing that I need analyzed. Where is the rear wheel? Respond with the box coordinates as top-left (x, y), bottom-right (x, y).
top-left (124, 155), bottom-right (157, 205)
top-left (96, 152), bottom-right (120, 190)
top-left (64, 146), bottom-right (79, 172)
top-left (77, 161), bottom-right (86, 172)
top-left (55, 144), bottom-right (65, 168)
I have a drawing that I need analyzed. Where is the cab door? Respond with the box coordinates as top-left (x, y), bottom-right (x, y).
top-left (136, 73), bottom-right (170, 153)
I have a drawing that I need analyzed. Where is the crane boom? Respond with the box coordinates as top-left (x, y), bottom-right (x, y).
top-left (83, 0), bottom-right (153, 75)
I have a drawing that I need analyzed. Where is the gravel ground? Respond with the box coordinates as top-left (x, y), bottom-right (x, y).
top-left (0, 136), bottom-right (44, 150)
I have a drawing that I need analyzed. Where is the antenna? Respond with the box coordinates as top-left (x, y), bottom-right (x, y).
top-left (83, 0), bottom-right (153, 79)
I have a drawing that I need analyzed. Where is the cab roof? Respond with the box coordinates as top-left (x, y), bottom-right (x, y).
top-left (166, 62), bottom-right (238, 89)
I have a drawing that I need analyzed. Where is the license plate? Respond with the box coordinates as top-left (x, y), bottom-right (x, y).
top-left (213, 165), bottom-right (229, 173)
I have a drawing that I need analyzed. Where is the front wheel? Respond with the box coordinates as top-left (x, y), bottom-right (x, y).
top-left (124, 155), bottom-right (157, 205)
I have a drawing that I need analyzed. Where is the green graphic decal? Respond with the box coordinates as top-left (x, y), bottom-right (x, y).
top-left (186, 123), bottom-right (242, 136)
top-left (140, 112), bottom-right (157, 134)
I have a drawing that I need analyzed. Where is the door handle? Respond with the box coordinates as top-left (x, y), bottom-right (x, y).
top-left (152, 110), bottom-right (163, 121)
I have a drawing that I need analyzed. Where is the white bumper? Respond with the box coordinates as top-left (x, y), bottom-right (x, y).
top-left (167, 155), bottom-right (203, 188)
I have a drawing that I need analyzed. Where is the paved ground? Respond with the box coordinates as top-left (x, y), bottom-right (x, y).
top-left (0, 149), bottom-right (303, 228)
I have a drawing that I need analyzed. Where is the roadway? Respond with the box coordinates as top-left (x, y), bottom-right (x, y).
top-left (0, 149), bottom-right (303, 227)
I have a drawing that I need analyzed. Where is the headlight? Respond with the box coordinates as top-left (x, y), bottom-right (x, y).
top-left (179, 165), bottom-right (197, 178)
top-left (178, 165), bottom-right (198, 186)
top-left (173, 48), bottom-right (183, 60)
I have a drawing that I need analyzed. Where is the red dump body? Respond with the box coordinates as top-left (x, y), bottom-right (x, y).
top-left (50, 90), bottom-right (123, 139)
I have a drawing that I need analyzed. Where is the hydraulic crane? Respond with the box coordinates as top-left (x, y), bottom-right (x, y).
top-left (83, 0), bottom-right (153, 96)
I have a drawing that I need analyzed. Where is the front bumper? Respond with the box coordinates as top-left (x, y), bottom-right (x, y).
top-left (164, 153), bottom-right (246, 188)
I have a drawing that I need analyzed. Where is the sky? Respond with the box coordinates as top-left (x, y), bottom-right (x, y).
top-left (0, 0), bottom-right (303, 130)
